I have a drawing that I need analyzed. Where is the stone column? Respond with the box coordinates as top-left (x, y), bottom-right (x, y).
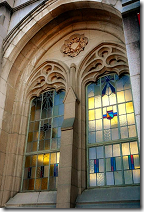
top-left (56, 64), bottom-right (79, 208)
top-left (122, 11), bottom-right (140, 142)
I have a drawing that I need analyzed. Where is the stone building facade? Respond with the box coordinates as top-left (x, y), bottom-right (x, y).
top-left (0, 0), bottom-right (140, 208)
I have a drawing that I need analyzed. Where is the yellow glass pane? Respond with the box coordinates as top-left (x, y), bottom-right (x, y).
top-left (38, 154), bottom-right (43, 166)
top-left (109, 93), bottom-right (116, 105)
top-left (31, 155), bottom-right (37, 167)
top-left (90, 174), bottom-right (96, 186)
top-left (28, 179), bottom-right (34, 190)
top-left (126, 102), bottom-right (134, 114)
top-left (125, 89), bottom-right (132, 101)
top-left (31, 167), bottom-right (36, 178)
top-left (41, 178), bottom-right (48, 190)
top-left (34, 121), bottom-right (39, 131)
top-left (25, 156), bottom-right (31, 168)
top-left (111, 116), bottom-right (118, 128)
top-left (95, 108), bottom-right (102, 119)
top-left (51, 153), bottom-right (56, 164)
top-left (30, 106), bottom-right (35, 121)
top-left (57, 152), bottom-right (60, 163)
top-left (35, 178), bottom-right (41, 190)
top-left (43, 154), bottom-right (49, 166)
top-left (122, 142), bottom-right (130, 155)
top-left (130, 142), bottom-right (138, 154)
top-left (127, 113), bottom-right (135, 125)
top-left (89, 110), bottom-right (95, 120)
top-left (113, 105), bottom-right (117, 113)
top-left (118, 104), bottom-right (126, 115)
top-left (102, 95), bottom-right (109, 107)
top-left (117, 91), bottom-right (125, 103)
top-left (103, 107), bottom-right (106, 115)
top-left (88, 97), bottom-right (94, 109)
top-left (28, 132), bottom-right (33, 142)
top-left (32, 142), bottom-right (37, 152)
top-left (107, 106), bottom-right (112, 111)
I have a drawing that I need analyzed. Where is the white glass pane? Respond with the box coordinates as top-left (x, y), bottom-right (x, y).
top-left (118, 104), bottom-right (126, 115)
top-left (123, 156), bottom-right (129, 170)
top-left (127, 113), bottom-right (135, 125)
top-left (125, 89), bottom-right (132, 101)
top-left (112, 128), bottom-right (119, 140)
top-left (122, 143), bottom-right (130, 155)
top-left (95, 108), bottom-right (102, 119)
top-left (102, 95), bottom-right (109, 107)
top-left (116, 157), bottom-right (122, 170)
top-left (133, 169), bottom-right (140, 184)
top-left (114, 171), bottom-right (122, 185)
top-left (89, 121), bottom-right (95, 131)
top-left (104, 129), bottom-right (111, 141)
top-left (117, 91), bottom-right (125, 103)
top-left (99, 159), bottom-right (104, 172)
top-left (90, 174), bottom-right (96, 186)
top-left (130, 142), bottom-right (138, 155)
top-left (89, 147), bottom-right (96, 159)
top-left (133, 155), bottom-right (140, 169)
top-left (124, 170), bottom-right (132, 184)
top-left (121, 126), bottom-right (128, 138)
top-left (88, 132), bottom-right (96, 143)
top-left (128, 125), bottom-right (136, 137)
top-left (97, 146), bottom-right (104, 159)
top-left (119, 115), bottom-right (127, 126)
top-left (109, 93), bottom-right (116, 105)
top-left (96, 119), bottom-right (102, 131)
top-left (89, 160), bottom-right (94, 173)
top-left (96, 131), bottom-right (103, 142)
top-left (95, 95), bottom-right (101, 108)
top-left (103, 118), bottom-right (110, 129)
top-left (106, 158), bottom-right (111, 171)
top-left (105, 145), bottom-right (112, 158)
top-left (113, 144), bottom-right (120, 157)
top-left (106, 172), bottom-right (114, 185)
top-left (97, 173), bottom-right (104, 186)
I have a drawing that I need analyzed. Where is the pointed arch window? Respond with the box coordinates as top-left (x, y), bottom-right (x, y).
top-left (86, 73), bottom-right (140, 187)
top-left (21, 90), bottom-right (65, 191)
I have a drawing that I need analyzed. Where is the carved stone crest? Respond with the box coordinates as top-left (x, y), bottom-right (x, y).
top-left (61, 34), bottom-right (88, 57)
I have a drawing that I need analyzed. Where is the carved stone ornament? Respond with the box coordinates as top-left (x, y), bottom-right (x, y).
top-left (61, 34), bottom-right (88, 57)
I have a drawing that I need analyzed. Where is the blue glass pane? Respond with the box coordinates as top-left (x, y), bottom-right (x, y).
top-left (88, 132), bottom-right (96, 143)
top-left (53, 118), bottom-right (58, 128)
top-left (59, 104), bottom-right (64, 116)
top-left (58, 116), bottom-right (64, 127)
top-left (87, 84), bottom-right (94, 97)
top-left (89, 147), bottom-right (96, 159)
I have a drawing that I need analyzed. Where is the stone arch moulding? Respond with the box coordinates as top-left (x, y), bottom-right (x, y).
top-left (77, 42), bottom-right (129, 86)
top-left (24, 60), bottom-right (69, 101)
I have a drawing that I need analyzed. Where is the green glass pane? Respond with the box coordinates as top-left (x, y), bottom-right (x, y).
top-left (106, 172), bottom-right (114, 185)
top-left (123, 156), bottom-right (129, 170)
top-left (88, 132), bottom-right (96, 144)
top-left (95, 108), bottom-right (102, 119)
top-left (96, 119), bottom-right (102, 131)
top-left (89, 160), bottom-right (94, 173)
top-left (114, 171), bottom-right (122, 185)
top-left (118, 103), bottom-right (126, 115)
top-left (89, 147), bottom-right (96, 159)
top-left (96, 131), bottom-right (103, 142)
top-left (109, 93), bottom-right (116, 105)
top-left (122, 143), bottom-right (130, 155)
top-left (125, 89), bottom-right (132, 101)
top-left (133, 169), bottom-right (140, 184)
top-left (116, 157), bottom-right (122, 170)
top-left (119, 115), bottom-right (127, 126)
top-left (127, 113), bottom-right (135, 125)
top-left (88, 97), bottom-right (95, 109)
top-left (90, 174), bottom-right (96, 186)
top-left (121, 126), bottom-right (128, 138)
top-left (95, 95), bottom-right (101, 108)
top-left (113, 144), bottom-right (120, 157)
top-left (126, 102), bottom-right (134, 114)
top-left (130, 142), bottom-right (138, 154)
top-left (105, 145), bottom-right (112, 158)
top-left (99, 159), bottom-right (104, 172)
top-left (106, 158), bottom-right (111, 171)
top-left (97, 146), bottom-right (104, 159)
top-left (124, 170), bottom-right (132, 184)
top-left (117, 91), bottom-right (125, 103)
top-left (89, 120), bottom-right (95, 131)
top-left (133, 155), bottom-right (140, 169)
top-left (104, 129), bottom-right (111, 141)
top-left (128, 125), bottom-right (136, 137)
top-left (97, 173), bottom-right (104, 186)
top-left (49, 177), bottom-right (56, 190)
top-left (112, 128), bottom-right (119, 140)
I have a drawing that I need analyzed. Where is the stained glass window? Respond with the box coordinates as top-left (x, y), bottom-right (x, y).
top-left (87, 74), bottom-right (140, 187)
top-left (22, 90), bottom-right (65, 191)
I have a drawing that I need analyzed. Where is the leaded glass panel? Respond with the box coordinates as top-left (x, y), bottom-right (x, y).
top-left (22, 90), bottom-right (65, 191)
